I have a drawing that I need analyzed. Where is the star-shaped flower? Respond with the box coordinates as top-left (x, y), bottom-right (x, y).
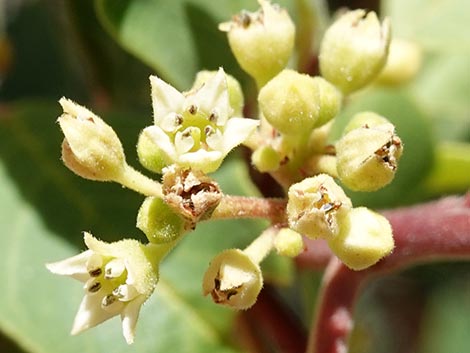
top-left (46, 233), bottom-right (160, 344)
top-left (143, 68), bottom-right (259, 173)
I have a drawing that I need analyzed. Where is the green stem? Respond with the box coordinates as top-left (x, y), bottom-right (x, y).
top-left (116, 164), bottom-right (163, 197)
top-left (244, 227), bottom-right (278, 264)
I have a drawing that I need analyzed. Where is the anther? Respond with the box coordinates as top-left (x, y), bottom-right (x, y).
top-left (102, 294), bottom-right (118, 307)
top-left (209, 112), bottom-right (218, 123)
top-left (88, 268), bottom-right (102, 277)
top-left (87, 281), bottom-right (101, 293)
top-left (188, 105), bottom-right (198, 114)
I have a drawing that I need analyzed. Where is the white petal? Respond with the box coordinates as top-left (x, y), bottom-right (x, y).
top-left (178, 150), bottom-right (223, 173)
top-left (114, 284), bottom-right (139, 301)
top-left (222, 118), bottom-right (259, 153)
top-left (160, 113), bottom-right (182, 132)
top-left (104, 258), bottom-right (126, 279)
top-left (205, 128), bottom-right (224, 151)
top-left (71, 293), bottom-right (117, 335)
top-left (149, 76), bottom-right (185, 124)
top-left (143, 126), bottom-right (178, 162)
top-left (120, 295), bottom-right (147, 345)
top-left (187, 68), bottom-right (231, 125)
top-left (174, 129), bottom-right (195, 155)
top-left (46, 250), bottom-right (92, 282)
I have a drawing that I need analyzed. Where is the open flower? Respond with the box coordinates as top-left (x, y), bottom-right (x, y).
top-left (46, 233), bottom-right (161, 344)
top-left (143, 68), bottom-right (259, 173)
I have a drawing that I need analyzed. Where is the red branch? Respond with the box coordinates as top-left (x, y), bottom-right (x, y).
top-left (300, 194), bottom-right (470, 353)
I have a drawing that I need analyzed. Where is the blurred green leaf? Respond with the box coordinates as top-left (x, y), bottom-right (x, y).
top-left (329, 89), bottom-right (435, 207)
top-left (0, 100), bottom-right (275, 352)
top-left (383, 0), bottom-right (470, 54)
top-left (94, 0), bottom-right (291, 90)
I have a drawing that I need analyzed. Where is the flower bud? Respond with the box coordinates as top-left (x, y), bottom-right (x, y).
top-left (251, 145), bottom-right (281, 172)
top-left (258, 69), bottom-right (319, 136)
top-left (202, 249), bottom-right (263, 310)
top-left (137, 196), bottom-right (187, 243)
top-left (192, 70), bottom-right (245, 116)
top-left (274, 228), bottom-right (304, 257)
top-left (219, 0), bottom-right (295, 86)
top-left (343, 111), bottom-right (390, 135)
top-left (328, 207), bottom-right (394, 270)
top-left (312, 76), bottom-right (342, 128)
top-left (376, 38), bottom-right (422, 86)
top-left (58, 98), bottom-right (125, 181)
top-left (287, 174), bottom-right (352, 240)
top-left (336, 122), bottom-right (403, 191)
top-left (136, 130), bottom-right (169, 174)
top-left (319, 10), bottom-right (391, 94)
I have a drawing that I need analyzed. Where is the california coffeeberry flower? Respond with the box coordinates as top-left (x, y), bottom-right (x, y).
top-left (143, 68), bottom-right (258, 173)
top-left (46, 233), bottom-right (163, 344)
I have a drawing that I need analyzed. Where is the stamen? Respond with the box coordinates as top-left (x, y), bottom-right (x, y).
top-left (87, 281), bottom-right (101, 293)
top-left (188, 105), bottom-right (198, 114)
top-left (88, 268), bottom-right (102, 277)
top-left (102, 294), bottom-right (118, 307)
top-left (104, 258), bottom-right (126, 279)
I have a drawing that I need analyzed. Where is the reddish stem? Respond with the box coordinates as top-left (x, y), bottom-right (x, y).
top-left (303, 194), bottom-right (470, 353)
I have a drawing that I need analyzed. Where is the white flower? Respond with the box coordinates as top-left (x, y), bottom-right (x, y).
top-left (46, 232), bottom-right (160, 344)
top-left (143, 68), bottom-right (259, 173)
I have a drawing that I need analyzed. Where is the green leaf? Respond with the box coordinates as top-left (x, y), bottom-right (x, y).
top-left (329, 89), bottom-right (435, 207)
top-left (0, 100), bottom-right (262, 352)
top-left (383, 0), bottom-right (470, 54)
top-left (94, 0), bottom-right (292, 90)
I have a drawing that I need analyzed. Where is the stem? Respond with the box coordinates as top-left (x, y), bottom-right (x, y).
top-left (303, 155), bottom-right (338, 178)
top-left (211, 196), bottom-right (287, 224)
top-left (244, 227), bottom-right (277, 264)
top-left (303, 194), bottom-right (470, 353)
top-left (116, 164), bottom-right (163, 197)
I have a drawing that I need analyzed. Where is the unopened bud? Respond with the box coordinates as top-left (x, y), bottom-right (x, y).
top-left (137, 196), bottom-right (187, 243)
top-left (219, 0), bottom-right (295, 86)
top-left (58, 98), bottom-right (125, 181)
top-left (202, 249), bottom-right (263, 310)
top-left (343, 111), bottom-right (390, 135)
top-left (251, 145), bottom-right (281, 172)
top-left (258, 69), bottom-right (319, 136)
top-left (376, 38), bottom-right (422, 86)
top-left (287, 174), bottom-right (352, 240)
top-left (312, 76), bottom-right (342, 128)
top-left (319, 10), bottom-right (391, 94)
top-left (328, 207), bottom-right (394, 270)
top-left (336, 122), bottom-right (403, 191)
top-left (137, 130), bottom-right (169, 174)
top-left (274, 228), bottom-right (304, 257)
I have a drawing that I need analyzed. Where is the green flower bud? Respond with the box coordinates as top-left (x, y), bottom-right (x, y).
top-left (251, 145), bottom-right (281, 172)
top-left (336, 122), bottom-right (403, 191)
top-left (137, 196), bottom-right (186, 243)
top-left (136, 130), bottom-right (169, 174)
top-left (376, 38), bottom-right (422, 86)
top-left (192, 70), bottom-right (245, 116)
top-left (328, 207), bottom-right (394, 270)
top-left (202, 249), bottom-right (263, 310)
top-left (58, 98), bottom-right (126, 181)
top-left (343, 111), bottom-right (390, 135)
top-left (219, 0), bottom-right (295, 86)
top-left (319, 10), bottom-right (391, 94)
top-left (287, 174), bottom-right (352, 240)
top-left (312, 76), bottom-right (342, 128)
top-left (274, 228), bottom-right (304, 257)
top-left (258, 69), bottom-right (320, 136)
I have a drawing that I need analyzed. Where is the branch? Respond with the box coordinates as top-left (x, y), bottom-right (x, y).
top-left (303, 194), bottom-right (470, 353)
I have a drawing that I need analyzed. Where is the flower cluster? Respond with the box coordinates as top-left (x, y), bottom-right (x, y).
top-left (47, 0), bottom-right (414, 344)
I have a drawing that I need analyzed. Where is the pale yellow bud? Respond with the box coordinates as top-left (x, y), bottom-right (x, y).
top-left (336, 122), bottom-right (403, 191)
top-left (274, 228), bottom-right (304, 257)
top-left (319, 10), bottom-right (391, 94)
top-left (220, 0), bottom-right (295, 86)
top-left (251, 145), bottom-right (281, 172)
top-left (328, 207), bottom-right (394, 270)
